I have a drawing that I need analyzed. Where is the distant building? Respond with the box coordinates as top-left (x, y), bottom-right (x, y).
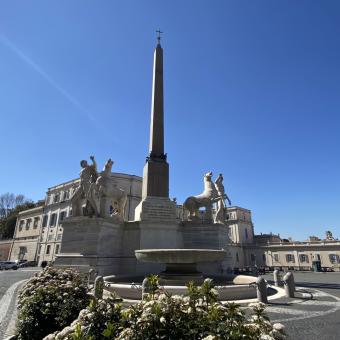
top-left (0, 239), bottom-right (12, 261)
top-left (9, 205), bottom-right (44, 262)
top-left (225, 206), bottom-right (254, 244)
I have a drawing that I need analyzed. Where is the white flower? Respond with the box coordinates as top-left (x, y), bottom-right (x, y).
top-left (260, 335), bottom-right (275, 340)
top-left (144, 300), bottom-right (156, 308)
top-left (203, 335), bottom-right (215, 340)
top-left (158, 293), bottom-right (167, 302)
top-left (160, 316), bottom-right (166, 324)
top-left (45, 303), bottom-right (51, 307)
top-left (273, 323), bottom-right (285, 331)
top-left (171, 295), bottom-right (183, 302)
top-left (248, 302), bottom-right (265, 309)
top-left (211, 288), bottom-right (218, 296)
top-left (183, 296), bottom-right (190, 303)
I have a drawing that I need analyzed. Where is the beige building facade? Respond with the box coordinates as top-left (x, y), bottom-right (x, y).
top-left (9, 205), bottom-right (44, 262)
top-left (0, 239), bottom-right (12, 261)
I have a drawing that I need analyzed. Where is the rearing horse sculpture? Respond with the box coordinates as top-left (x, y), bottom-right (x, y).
top-left (183, 171), bottom-right (218, 220)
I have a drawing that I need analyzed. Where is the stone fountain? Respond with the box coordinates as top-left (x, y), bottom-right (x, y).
top-left (55, 38), bottom-right (280, 303)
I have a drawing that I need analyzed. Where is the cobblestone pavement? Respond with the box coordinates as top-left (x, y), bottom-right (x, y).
top-left (261, 272), bottom-right (340, 340)
top-left (0, 268), bottom-right (39, 340)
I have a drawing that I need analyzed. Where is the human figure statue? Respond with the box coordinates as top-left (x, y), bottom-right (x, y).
top-left (213, 174), bottom-right (231, 224)
top-left (71, 156), bottom-right (99, 217)
top-left (95, 158), bottom-right (127, 220)
top-left (325, 230), bottom-right (334, 241)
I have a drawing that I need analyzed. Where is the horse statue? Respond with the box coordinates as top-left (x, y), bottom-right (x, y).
top-left (183, 171), bottom-right (218, 220)
top-left (95, 158), bottom-right (127, 220)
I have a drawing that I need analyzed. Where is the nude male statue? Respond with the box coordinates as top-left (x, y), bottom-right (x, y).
top-left (71, 156), bottom-right (99, 216)
top-left (214, 174), bottom-right (231, 224)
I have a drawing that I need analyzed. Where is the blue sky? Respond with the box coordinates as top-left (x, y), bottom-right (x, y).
top-left (0, 1), bottom-right (339, 240)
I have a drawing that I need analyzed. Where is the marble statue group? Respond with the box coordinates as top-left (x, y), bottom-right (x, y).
top-left (183, 172), bottom-right (231, 223)
top-left (71, 156), bottom-right (127, 220)
top-left (71, 156), bottom-right (230, 225)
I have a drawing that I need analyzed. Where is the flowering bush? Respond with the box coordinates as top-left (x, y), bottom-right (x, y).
top-left (46, 277), bottom-right (285, 340)
top-left (16, 267), bottom-right (89, 340)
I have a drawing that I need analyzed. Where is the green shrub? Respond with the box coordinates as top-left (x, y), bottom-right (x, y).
top-left (47, 277), bottom-right (285, 340)
top-left (17, 267), bottom-right (89, 340)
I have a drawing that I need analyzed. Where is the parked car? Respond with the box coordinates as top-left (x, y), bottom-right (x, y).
top-left (18, 261), bottom-right (37, 268)
top-left (0, 261), bottom-right (18, 270)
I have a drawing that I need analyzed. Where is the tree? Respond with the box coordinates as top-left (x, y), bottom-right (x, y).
top-left (0, 193), bottom-right (34, 239)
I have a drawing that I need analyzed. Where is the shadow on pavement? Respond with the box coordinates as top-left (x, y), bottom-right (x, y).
top-left (296, 282), bottom-right (340, 290)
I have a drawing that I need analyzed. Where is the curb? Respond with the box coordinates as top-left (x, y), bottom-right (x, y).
top-left (1, 280), bottom-right (27, 340)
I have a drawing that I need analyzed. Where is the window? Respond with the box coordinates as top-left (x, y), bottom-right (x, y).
top-left (46, 245), bottom-right (51, 255)
top-left (273, 254), bottom-right (279, 262)
top-left (245, 228), bottom-right (248, 239)
top-left (53, 193), bottom-right (60, 203)
top-left (63, 190), bottom-right (70, 200)
top-left (55, 244), bottom-right (60, 254)
top-left (42, 215), bottom-right (48, 228)
top-left (329, 254), bottom-right (340, 264)
top-left (286, 254), bottom-right (295, 263)
top-left (69, 208), bottom-right (73, 217)
top-left (250, 254), bottom-right (256, 262)
top-left (33, 217), bottom-right (39, 229)
top-left (299, 254), bottom-right (309, 263)
top-left (262, 254), bottom-right (266, 262)
top-left (19, 247), bottom-right (27, 260)
top-left (59, 211), bottom-right (66, 222)
top-left (57, 234), bottom-right (62, 241)
top-left (48, 234), bottom-right (54, 241)
top-left (50, 213), bottom-right (57, 227)
top-left (236, 252), bottom-right (239, 262)
top-left (25, 219), bottom-right (31, 230)
top-left (19, 220), bottom-right (25, 231)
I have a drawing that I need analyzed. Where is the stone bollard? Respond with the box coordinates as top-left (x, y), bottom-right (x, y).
top-left (256, 276), bottom-right (268, 304)
top-left (142, 277), bottom-right (153, 300)
top-left (88, 268), bottom-right (95, 287)
top-left (273, 269), bottom-right (282, 287)
top-left (283, 271), bottom-right (295, 298)
top-left (94, 276), bottom-right (104, 300)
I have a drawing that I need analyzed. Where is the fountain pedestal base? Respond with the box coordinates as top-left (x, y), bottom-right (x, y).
top-left (159, 263), bottom-right (204, 285)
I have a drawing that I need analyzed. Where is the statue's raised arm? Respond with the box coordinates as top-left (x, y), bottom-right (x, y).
top-left (90, 155), bottom-right (97, 173)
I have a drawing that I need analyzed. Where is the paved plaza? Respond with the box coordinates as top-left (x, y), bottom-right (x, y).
top-left (0, 268), bottom-right (39, 340)
top-left (1, 270), bottom-right (340, 339)
top-left (262, 272), bottom-right (340, 340)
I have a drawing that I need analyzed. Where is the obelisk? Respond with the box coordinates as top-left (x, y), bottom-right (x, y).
top-left (135, 33), bottom-right (176, 222)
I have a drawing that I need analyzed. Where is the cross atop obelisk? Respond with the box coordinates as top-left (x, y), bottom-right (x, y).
top-left (156, 29), bottom-right (163, 45)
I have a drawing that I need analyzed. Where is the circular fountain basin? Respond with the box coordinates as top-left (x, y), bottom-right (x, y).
top-left (103, 275), bottom-right (274, 302)
top-left (135, 249), bottom-right (227, 284)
